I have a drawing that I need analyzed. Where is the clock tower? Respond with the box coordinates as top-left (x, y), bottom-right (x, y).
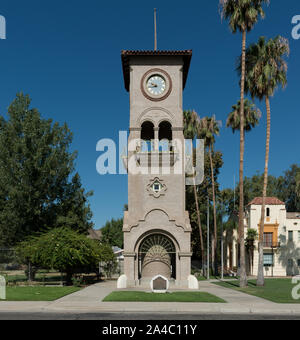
top-left (120, 50), bottom-right (197, 289)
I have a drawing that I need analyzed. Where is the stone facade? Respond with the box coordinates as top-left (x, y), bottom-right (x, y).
top-left (119, 51), bottom-right (195, 288)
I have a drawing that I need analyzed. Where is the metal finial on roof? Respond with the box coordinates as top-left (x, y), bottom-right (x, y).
top-left (154, 8), bottom-right (157, 51)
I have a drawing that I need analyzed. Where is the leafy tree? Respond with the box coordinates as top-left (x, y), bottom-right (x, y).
top-left (296, 170), bottom-right (300, 199)
top-left (16, 227), bottom-right (113, 285)
top-left (99, 244), bottom-right (118, 279)
top-left (0, 93), bottom-right (93, 247)
top-left (220, 0), bottom-right (269, 288)
top-left (241, 36), bottom-right (289, 286)
top-left (199, 116), bottom-right (220, 275)
top-left (280, 165), bottom-right (300, 212)
top-left (101, 218), bottom-right (123, 249)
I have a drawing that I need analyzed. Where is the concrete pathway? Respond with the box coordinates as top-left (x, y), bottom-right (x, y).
top-left (0, 280), bottom-right (300, 316)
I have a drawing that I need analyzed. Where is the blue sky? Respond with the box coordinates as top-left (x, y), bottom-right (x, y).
top-left (0, 1), bottom-right (299, 229)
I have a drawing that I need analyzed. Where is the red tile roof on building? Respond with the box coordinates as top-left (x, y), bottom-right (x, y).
top-left (121, 50), bottom-right (193, 92)
top-left (247, 197), bottom-right (285, 206)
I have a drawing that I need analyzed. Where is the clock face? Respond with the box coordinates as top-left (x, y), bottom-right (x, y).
top-left (147, 75), bottom-right (166, 96)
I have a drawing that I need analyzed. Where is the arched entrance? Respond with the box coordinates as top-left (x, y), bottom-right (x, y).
top-left (138, 234), bottom-right (176, 279)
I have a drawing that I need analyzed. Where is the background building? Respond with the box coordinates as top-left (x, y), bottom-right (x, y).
top-left (226, 197), bottom-right (300, 277)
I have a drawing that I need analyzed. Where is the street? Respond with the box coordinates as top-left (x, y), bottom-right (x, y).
top-left (0, 312), bottom-right (299, 320)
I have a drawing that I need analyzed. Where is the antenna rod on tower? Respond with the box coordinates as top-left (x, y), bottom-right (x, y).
top-left (154, 8), bottom-right (157, 51)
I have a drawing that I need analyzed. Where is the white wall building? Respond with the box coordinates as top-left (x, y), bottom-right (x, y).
top-left (227, 197), bottom-right (300, 277)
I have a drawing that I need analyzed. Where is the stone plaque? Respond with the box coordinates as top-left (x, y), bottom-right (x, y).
top-left (150, 275), bottom-right (169, 293)
top-left (153, 277), bottom-right (167, 290)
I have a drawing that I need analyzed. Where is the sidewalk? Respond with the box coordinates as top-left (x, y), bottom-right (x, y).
top-left (0, 280), bottom-right (300, 316)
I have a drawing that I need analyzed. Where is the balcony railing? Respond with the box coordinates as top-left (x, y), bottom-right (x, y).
top-left (137, 140), bottom-right (177, 153)
top-left (263, 242), bottom-right (281, 248)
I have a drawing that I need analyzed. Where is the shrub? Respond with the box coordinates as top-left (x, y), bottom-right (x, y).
top-left (16, 227), bottom-right (115, 285)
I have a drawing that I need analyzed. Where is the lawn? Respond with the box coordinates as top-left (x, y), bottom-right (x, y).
top-left (103, 291), bottom-right (226, 303)
top-left (214, 279), bottom-right (300, 304)
top-left (0, 286), bottom-right (81, 301)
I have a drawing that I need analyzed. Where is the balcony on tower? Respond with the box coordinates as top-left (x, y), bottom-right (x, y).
top-left (134, 121), bottom-right (180, 168)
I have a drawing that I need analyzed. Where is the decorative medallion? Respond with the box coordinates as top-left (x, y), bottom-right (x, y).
top-left (147, 177), bottom-right (167, 198)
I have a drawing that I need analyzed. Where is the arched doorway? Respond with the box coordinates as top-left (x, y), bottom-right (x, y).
top-left (138, 234), bottom-right (176, 279)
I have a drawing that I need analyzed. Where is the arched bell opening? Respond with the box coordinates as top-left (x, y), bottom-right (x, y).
top-left (138, 233), bottom-right (176, 280)
top-left (141, 121), bottom-right (154, 152)
top-left (159, 121), bottom-right (172, 141)
top-left (159, 121), bottom-right (172, 152)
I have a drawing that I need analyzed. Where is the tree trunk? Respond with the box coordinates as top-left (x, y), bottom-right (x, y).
top-left (238, 29), bottom-right (248, 288)
top-left (257, 96), bottom-right (271, 287)
top-left (209, 145), bottom-right (218, 276)
top-left (27, 261), bottom-right (34, 282)
top-left (193, 176), bottom-right (205, 275)
top-left (65, 270), bottom-right (73, 286)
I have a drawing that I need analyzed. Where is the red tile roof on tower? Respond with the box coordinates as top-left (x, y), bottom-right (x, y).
top-left (247, 197), bottom-right (285, 206)
top-left (121, 50), bottom-right (193, 92)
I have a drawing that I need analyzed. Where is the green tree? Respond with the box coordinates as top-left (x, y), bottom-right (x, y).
top-left (16, 227), bottom-right (112, 285)
top-left (280, 165), bottom-right (300, 212)
top-left (241, 36), bottom-right (289, 286)
top-left (199, 116), bottom-right (220, 275)
top-left (183, 110), bottom-right (205, 272)
top-left (99, 244), bottom-right (118, 279)
top-left (0, 93), bottom-right (93, 246)
top-left (101, 218), bottom-right (124, 249)
top-left (296, 170), bottom-right (300, 199)
top-left (186, 150), bottom-right (223, 266)
top-left (220, 0), bottom-right (269, 288)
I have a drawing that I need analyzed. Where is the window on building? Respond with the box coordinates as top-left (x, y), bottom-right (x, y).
top-left (288, 231), bottom-right (293, 242)
top-left (288, 259), bottom-right (294, 267)
top-left (263, 233), bottom-right (273, 247)
top-left (298, 260), bottom-right (300, 268)
top-left (266, 208), bottom-right (270, 217)
top-left (263, 254), bottom-right (274, 267)
top-left (152, 181), bottom-right (161, 193)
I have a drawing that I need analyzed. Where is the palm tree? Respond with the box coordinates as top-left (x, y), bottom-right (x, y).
top-left (219, 0), bottom-right (269, 288)
top-left (227, 99), bottom-right (260, 280)
top-left (226, 99), bottom-right (261, 133)
top-left (199, 116), bottom-right (220, 276)
top-left (241, 35), bottom-right (289, 286)
top-left (183, 110), bottom-right (205, 273)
